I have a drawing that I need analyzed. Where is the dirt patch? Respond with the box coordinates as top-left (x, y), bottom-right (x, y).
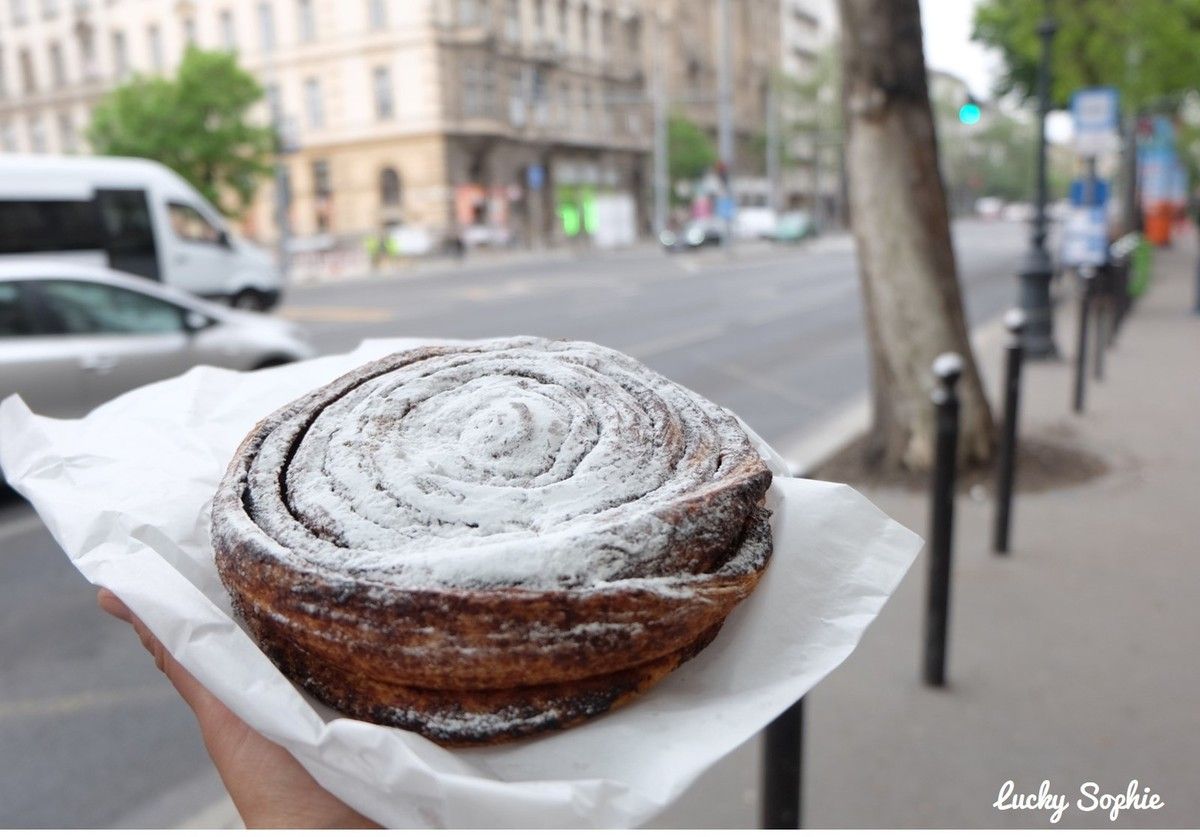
top-left (809, 427), bottom-right (1110, 495)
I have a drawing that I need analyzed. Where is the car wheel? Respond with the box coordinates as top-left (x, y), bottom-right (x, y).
top-left (231, 289), bottom-right (268, 311)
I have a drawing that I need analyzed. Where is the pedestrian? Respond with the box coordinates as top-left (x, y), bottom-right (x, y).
top-left (97, 589), bottom-right (379, 829)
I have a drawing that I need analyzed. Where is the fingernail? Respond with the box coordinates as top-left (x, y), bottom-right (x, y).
top-left (97, 588), bottom-right (133, 624)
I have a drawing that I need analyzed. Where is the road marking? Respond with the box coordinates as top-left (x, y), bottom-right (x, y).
top-left (277, 306), bottom-right (394, 323)
top-left (0, 511), bottom-right (46, 540)
top-left (622, 323), bottom-right (726, 358)
top-left (0, 684), bottom-right (175, 722)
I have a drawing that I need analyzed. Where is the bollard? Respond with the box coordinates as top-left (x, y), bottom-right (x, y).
top-left (1093, 267), bottom-right (1107, 382)
top-left (992, 310), bottom-right (1026, 555)
top-left (761, 697), bottom-right (804, 829)
top-left (923, 352), bottom-right (962, 687)
top-left (1072, 267), bottom-right (1094, 414)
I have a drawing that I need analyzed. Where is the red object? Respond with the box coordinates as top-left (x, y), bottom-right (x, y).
top-left (1145, 202), bottom-right (1173, 246)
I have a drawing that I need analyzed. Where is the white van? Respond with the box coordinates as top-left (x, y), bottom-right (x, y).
top-left (0, 155), bottom-right (282, 310)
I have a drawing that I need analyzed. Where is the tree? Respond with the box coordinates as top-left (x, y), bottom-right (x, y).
top-left (837, 0), bottom-right (995, 471)
top-left (667, 115), bottom-right (717, 194)
top-left (972, 0), bottom-right (1200, 110)
top-left (88, 48), bottom-right (275, 216)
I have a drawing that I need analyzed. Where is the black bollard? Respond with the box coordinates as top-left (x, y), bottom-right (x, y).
top-left (761, 697), bottom-right (804, 829)
top-left (1093, 268), bottom-right (1107, 382)
top-left (993, 310), bottom-right (1026, 555)
top-left (1072, 267), bottom-right (1094, 414)
top-left (923, 353), bottom-right (962, 687)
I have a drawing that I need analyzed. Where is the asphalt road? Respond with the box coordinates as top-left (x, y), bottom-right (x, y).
top-left (0, 219), bottom-right (1029, 827)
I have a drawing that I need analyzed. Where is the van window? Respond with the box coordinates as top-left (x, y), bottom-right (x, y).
top-left (168, 202), bottom-right (224, 245)
top-left (0, 200), bottom-right (105, 254)
top-left (0, 282), bottom-right (31, 337)
top-left (31, 280), bottom-right (185, 335)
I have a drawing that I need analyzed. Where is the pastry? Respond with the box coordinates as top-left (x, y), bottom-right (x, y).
top-left (212, 337), bottom-right (773, 745)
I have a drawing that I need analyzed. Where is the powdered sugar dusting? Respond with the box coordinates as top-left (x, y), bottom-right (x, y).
top-left (225, 337), bottom-right (771, 592)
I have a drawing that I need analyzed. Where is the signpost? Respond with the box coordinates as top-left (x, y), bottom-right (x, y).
top-left (1071, 87), bottom-right (1120, 157)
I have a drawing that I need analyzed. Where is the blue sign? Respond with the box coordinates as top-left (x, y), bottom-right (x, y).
top-left (1061, 206), bottom-right (1108, 267)
top-left (716, 195), bottom-right (736, 221)
top-left (526, 164), bottom-right (545, 191)
top-left (1071, 87), bottom-right (1119, 156)
top-left (1068, 178), bottom-right (1110, 208)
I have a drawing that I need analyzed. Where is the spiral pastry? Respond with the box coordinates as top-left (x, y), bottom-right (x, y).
top-left (212, 337), bottom-right (773, 745)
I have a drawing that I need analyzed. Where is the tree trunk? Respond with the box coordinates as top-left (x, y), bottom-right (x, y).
top-left (837, 0), bottom-right (994, 471)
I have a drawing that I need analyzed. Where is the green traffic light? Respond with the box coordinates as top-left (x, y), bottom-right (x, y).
top-left (958, 102), bottom-right (982, 125)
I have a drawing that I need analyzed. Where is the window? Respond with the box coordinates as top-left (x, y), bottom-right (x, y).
top-left (10, 0), bottom-right (28, 25)
top-left (111, 30), bottom-right (128, 79)
top-left (77, 24), bottom-right (97, 79)
top-left (504, 0), bottom-right (519, 42)
top-left (600, 10), bottom-right (611, 50)
top-left (19, 49), bottom-right (36, 93)
top-left (40, 0), bottom-right (56, 17)
top-left (0, 283), bottom-right (31, 337)
top-left (28, 116), bottom-right (46, 152)
top-left (147, 24), bottom-right (163, 71)
top-left (557, 0), bottom-right (566, 38)
top-left (379, 167), bottom-right (401, 208)
top-left (366, 0), bottom-right (385, 28)
top-left (182, 17), bottom-right (197, 46)
top-left (0, 122), bottom-right (16, 152)
top-left (219, 10), bottom-right (236, 50)
top-left (461, 62), bottom-right (482, 117)
top-left (0, 200), bottom-right (104, 253)
top-left (49, 42), bottom-right (65, 87)
top-left (373, 65), bottom-right (393, 119)
top-left (533, 0), bottom-right (544, 33)
top-left (167, 202), bottom-right (224, 245)
top-left (579, 6), bottom-right (588, 53)
top-left (33, 281), bottom-right (184, 335)
top-left (258, 2), bottom-right (275, 52)
top-left (296, 0), bottom-right (315, 43)
top-left (0, 47), bottom-right (7, 97)
top-left (265, 82), bottom-right (282, 123)
top-left (311, 159), bottom-right (331, 198)
top-left (56, 111), bottom-right (75, 152)
top-left (304, 77), bottom-right (323, 128)
top-left (458, 0), bottom-right (484, 26)
top-left (626, 17), bottom-right (640, 57)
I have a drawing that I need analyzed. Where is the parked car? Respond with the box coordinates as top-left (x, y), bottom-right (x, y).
top-left (660, 219), bottom-right (725, 252)
top-left (0, 155), bottom-right (282, 310)
top-left (0, 261), bottom-right (314, 422)
top-left (766, 211), bottom-right (816, 243)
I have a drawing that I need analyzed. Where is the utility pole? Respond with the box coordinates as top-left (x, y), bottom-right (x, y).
top-left (652, 9), bottom-right (669, 237)
top-left (1016, 8), bottom-right (1059, 359)
top-left (716, 0), bottom-right (735, 245)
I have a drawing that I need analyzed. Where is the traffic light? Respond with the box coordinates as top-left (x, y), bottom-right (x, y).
top-left (958, 96), bottom-right (982, 125)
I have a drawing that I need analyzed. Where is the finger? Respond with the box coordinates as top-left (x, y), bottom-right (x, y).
top-left (97, 588), bottom-right (133, 624)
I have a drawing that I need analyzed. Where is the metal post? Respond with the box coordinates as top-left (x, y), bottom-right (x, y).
top-left (716, 0), bottom-right (735, 249)
top-left (765, 75), bottom-right (780, 214)
top-left (1017, 10), bottom-right (1059, 360)
top-left (1072, 267), bottom-right (1094, 414)
top-left (652, 10), bottom-right (669, 238)
top-left (992, 310), bottom-right (1026, 555)
top-left (1093, 271), bottom-right (1107, 382)
top-left (761, 697), bottom-right (804, 828)
top-left (923, 353), bottom-right (962, 687)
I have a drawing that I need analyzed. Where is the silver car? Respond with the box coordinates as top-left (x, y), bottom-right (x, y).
top-left (0, 261), bottom-right (315, 419)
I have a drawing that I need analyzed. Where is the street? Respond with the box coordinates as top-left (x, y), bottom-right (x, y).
top-left (1, 219), bottom-right (1028, 826)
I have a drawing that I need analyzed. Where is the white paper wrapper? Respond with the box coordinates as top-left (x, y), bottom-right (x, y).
top-left (0, 338), bottom-right (921, 829)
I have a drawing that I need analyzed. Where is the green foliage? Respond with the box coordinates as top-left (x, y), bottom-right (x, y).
top-left (667, 115), bottom-right (717, 185)
top-left (88, 48), bottom-right (275, 216)
top-left (972, 0), bottom-right (1200, 110)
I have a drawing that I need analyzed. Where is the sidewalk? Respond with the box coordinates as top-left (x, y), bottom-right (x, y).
top-left (183, 235), bottom-right (1198, 828)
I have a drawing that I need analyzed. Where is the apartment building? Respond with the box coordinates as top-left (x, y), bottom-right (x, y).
top-left (0, 0), bottom-right (651, 249)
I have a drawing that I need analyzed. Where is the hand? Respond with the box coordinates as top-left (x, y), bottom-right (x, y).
top-left (97, 588), bottom-right (379, 829)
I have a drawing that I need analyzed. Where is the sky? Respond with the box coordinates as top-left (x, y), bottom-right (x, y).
top-left (919, 0), bottom-right (998, 99)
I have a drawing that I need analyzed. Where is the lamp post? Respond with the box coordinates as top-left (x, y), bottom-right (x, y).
top-left (1017, 10), bottom-right (1059, 359)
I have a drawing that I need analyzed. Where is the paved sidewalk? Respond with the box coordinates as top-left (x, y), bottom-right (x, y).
top-left (183, 237), bottom-right (1198, 828)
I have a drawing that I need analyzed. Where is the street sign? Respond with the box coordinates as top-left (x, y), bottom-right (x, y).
top-left (1061, 206), bottom-right (1108, 267)
top-left (716, 194), bottom-right (736, 221)
top-left (526, 164), bottom-right (545, 192)
top-left (1071, 86), bottom-right (1119, 156)
top-left (1068, 178), bottom-right (1110, 208)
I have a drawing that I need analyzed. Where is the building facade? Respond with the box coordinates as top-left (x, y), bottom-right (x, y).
top-left (0, 0), bottom-right (651, 253)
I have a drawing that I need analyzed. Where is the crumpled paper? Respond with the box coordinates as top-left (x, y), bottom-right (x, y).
top-left (0, 338), bottom-right (921, 828)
